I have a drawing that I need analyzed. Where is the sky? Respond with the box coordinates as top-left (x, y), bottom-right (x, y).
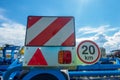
top-left (0, 0), bottom-right (120, 53)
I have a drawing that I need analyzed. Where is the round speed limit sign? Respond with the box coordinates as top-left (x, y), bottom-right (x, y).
top-left (77, 40), bottom-right (101, 64)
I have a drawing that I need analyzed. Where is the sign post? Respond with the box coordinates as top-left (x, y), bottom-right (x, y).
top-left (77, 40), bottom-right (101, 64)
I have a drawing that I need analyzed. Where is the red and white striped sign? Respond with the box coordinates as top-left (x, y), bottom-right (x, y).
top-left (25, 16), bottom-right (75, 46)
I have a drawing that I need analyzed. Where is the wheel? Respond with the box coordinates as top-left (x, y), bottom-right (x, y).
top-left (30, 74), bottom-right (58, 80)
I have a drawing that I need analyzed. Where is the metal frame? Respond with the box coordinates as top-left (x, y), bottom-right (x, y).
top-left (3, 59), bottom-right (22, 80)
top-left (69, 58), bottom-right (120, 77)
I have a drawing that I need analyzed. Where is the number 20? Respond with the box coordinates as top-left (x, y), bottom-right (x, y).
top-left (82, 45), bottom-right (95, 55)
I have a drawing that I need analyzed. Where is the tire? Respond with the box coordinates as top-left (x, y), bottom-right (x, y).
top-left (30, 74), bottom-right (58, 80)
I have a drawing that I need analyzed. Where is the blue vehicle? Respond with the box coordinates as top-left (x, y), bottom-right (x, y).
top-left (69, 54), bottom-right (120, 79)
top-left (2, 16), bottom-right (120, 80)
top-left (0, 44), bottom-right (22, 80)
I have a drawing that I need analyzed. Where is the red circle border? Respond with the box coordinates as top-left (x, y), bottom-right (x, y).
top-left (77, 40), bottom-right (101, 64)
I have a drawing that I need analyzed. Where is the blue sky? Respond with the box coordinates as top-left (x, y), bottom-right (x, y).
top-left (0, 0), bottom-right (120, 53)
top-left (0, 0), bottom-right (120, 26)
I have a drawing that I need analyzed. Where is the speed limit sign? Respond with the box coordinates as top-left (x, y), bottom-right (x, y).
top-left (77, 40), bottom-right (101, 64)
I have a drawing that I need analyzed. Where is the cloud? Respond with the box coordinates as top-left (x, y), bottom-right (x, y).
top-left (76, 33), bottom-right (108, 46)
top-left (104, 31), bottom-right (120, 52)
top-left (0, 14), bottom-right (25, 46)
top-left (78, 25), bottom-right (118, 35)
top-left (76, 36), bottom-right (94, 45)
top-left (94, 33), bottom-right (108, 46)
top-left (76, 25), bottom-right (120, 53)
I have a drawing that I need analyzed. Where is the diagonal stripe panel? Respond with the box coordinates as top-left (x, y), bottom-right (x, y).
top-left (62, 33), bottom-right (75, 46)
top-left (27, 16), bottom-right (42, 28)
top-left (26, 17), bottom-right (57, 45)
top-left (28, 17), bottom-right (71, 46)
top-left (44, 19), bottom-right (75, 46)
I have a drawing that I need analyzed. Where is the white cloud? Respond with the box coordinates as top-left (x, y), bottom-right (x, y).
top-left (77, 25), bottom-right (120, 53)
top-left (76, 36), bottom-right (94, 45)
top-left (78, 25), bottom-right (118, 35)
top-left (0, 15), bottom-right (10, 22)
top-left (76, 33), bottom-right (107, 46)
top-left (0, 14), bottom-right (25, 46)
top-left (94, 33), bottom-right (108, 46)
top-left (104, 31), bottom-right (120, 52)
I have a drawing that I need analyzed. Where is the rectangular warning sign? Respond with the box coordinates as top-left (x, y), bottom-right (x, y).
top-left (25, 16), bottom-right (75, 46)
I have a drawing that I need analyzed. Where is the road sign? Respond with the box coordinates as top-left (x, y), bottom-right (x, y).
top-left (25, 16), bottom-right (75, 46)
top-left (77, 40), bottom-right (101, 64)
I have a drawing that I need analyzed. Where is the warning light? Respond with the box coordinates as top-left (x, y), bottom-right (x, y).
top-left (58, 50), bottom-right (72, 64)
